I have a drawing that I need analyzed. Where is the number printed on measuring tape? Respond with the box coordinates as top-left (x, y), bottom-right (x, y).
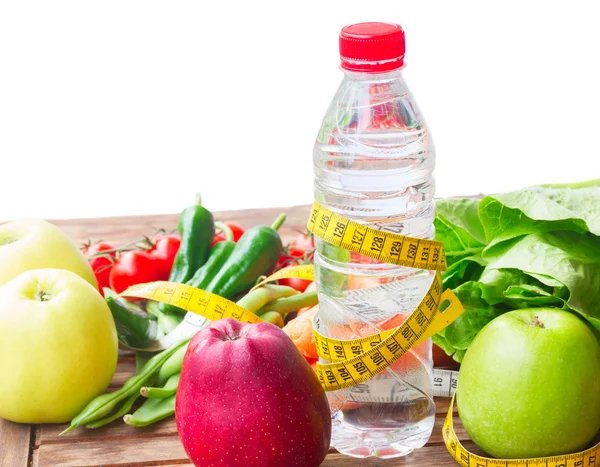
top-left (432, 369), bottom-right (458, 398)
top-left (313, 273), bottom-right (444, 361)
top-left (313, 277), bottom-right (464, 392)
top-left (340, 369), bottom-right (458, 403)
top-left (120, 281), bottom-right (263, 325)
top-left (443, 393), bottom-right (600, 467)
top-left (307, 201), bottom-right (447, 271)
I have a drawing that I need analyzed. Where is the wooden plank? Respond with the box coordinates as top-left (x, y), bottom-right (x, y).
top-left (34, 431), bottom-right (471, 467)
top-left (37, 402), bottom-right (463, 447)
top-left (0, 418), bottom-right (33, 467)
top-left (34, 435), bottom-right (185, 467)
top-left (322, 441), bottom-right (487, 466)
top-left (34, 428), bottom-right (475, 467)
top-left (50, 204), bottom-right (312, 245)
top-left (39, 416), bottom-right (178, 446)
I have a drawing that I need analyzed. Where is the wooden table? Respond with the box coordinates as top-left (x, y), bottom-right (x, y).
top-left (0, 204), bottom-right (473, 467)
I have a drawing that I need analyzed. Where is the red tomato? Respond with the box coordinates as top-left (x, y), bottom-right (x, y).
top-left (278, 277), bottom-right (312, 293)
top-left (82, 242), bottom-right (116, 296)
top-left (276, 233), bottom-right (315, 270)
top-left (211, 223), bottom-right (245, 246)
top-left (289, 233), bottom-right (314, 258)
top-left (150, 234), bottom-right (181, 279)
top-left (276, 253), bottom-right (296, 270)
top-left (109, 250), bottom-right (162, 295)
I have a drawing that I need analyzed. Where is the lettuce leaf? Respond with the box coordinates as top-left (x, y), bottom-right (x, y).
top-left (479, 179), bottom-right (600, 248)
top-left (434, 197), bottom-right (486, 266)
top-left (482, 231), bottom-right (600, 319)
top-left (434, 179), bottom-right (600, 362)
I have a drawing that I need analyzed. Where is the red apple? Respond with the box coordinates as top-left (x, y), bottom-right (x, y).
top-left (176, 318), bottom-right (331, 467)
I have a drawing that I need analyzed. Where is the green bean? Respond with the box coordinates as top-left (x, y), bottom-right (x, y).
top-left (61, 337), bottom-right (189, 435)
top-left (123, 394), bottom-right (176, 427)
top-left (236, 284), bottom-right (298, 313)
top-left (255, 290), bottom-right (318, 317)
top-left (141, 372), bottom-right (180, 399)
top-left (86, 371), bottom-right (157, 428)
top-left (259, 311), bottom-right (285, 328)
top-left (156, 342), bottom-right (189, 385)
top-left (84, 392), bottom-right (140, 429)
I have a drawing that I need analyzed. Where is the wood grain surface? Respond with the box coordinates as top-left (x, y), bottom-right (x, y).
top-left (0, 205), bottom-right (468, 467)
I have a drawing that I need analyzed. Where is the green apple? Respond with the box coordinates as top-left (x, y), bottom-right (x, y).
top-left (0, 219), bottom-right (97, 288)
top-left (457, 308), bottom-right (600, 458)
top-left (0, 268), bottom-right (118, 423)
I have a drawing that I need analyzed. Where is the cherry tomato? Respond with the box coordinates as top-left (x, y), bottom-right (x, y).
top-left (288, 233), bottom-right (314, 258)
top-left (150, 234), bottom-right (181, 279)
top-left (276, 253), bottom-right (296, 270)
top-left (276, 233), bottom-right (315, 270)
top-left (82, 242), bottom-right (116, 296)
top-left (109, 250), bottom-right (162, 295)
top-left (211, 223), bottom-right (245, 246)
top-left (278, 277), bottom-right (312, 293)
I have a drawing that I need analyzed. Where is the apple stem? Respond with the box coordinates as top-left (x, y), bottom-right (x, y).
top-left (529, 316), bottom-right (545, 328)
top-left (36, 283), bottom-right (50, 302)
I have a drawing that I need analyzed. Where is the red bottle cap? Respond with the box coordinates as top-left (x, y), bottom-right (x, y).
top-left (339, 22), bottom-right (406, 73)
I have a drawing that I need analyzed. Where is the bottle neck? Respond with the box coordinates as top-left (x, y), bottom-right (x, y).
top-left (340, 66), bottom-right (405, 83)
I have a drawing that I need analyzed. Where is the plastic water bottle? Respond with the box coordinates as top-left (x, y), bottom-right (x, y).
top-left (312, 22), bottom-right (437, 458)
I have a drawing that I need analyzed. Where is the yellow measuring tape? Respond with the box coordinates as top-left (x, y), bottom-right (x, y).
top-left (307, 200), bottom-right (447, 271)
top-left (311, 274), bottom-right (462, 391)
top-left (305, 201), bottom-right (463, 390)
top-left (443, 394), bottom-right (600, 466)
top-left (121, 281), bottom-right (263, 325)
top-left (250, 264), bottom-right (316, 292)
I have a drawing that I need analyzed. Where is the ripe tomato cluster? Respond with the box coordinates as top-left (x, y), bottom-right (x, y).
top-left (82, 223), bottom-right (246, 296)
top-left (82, 234), bottom-right (181, 296)
top-left (276, 232), bottom-right (315, 293)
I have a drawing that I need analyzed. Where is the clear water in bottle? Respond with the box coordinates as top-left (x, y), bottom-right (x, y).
top-left (313, 22), bottom-right (437, 459)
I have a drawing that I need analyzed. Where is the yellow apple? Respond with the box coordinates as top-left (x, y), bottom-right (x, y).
top-left (0, 219), bottom-right (97, 288)
top-left (0, 268), bottom-right (118, 423)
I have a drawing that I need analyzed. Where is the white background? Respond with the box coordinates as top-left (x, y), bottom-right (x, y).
top-left (1, 1), bottom-right (599, 221)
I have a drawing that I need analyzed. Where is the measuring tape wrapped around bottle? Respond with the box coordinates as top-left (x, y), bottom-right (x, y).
top-left (304, 201), bottom-right (463, 391)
